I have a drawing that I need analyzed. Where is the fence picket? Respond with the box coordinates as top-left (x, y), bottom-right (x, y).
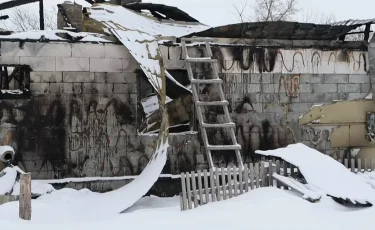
top-left (233, 166), bottom-right (239, 197)
top-left (227, 166), bottom-right (233, 199)
top-left (261, 162), bottom-right (266, 187)
top-left (249, 163), bottom-right (255, 190)
top-left (221, 167), bottom-right (227, 200)
top-left (269, 160), bottom-right (273, 187)
top-left (338, 158), bottom-right (343, 165)
top-left (181, 173), bottom-right (188, 211)
top-left (203, 170), bottom-right (210, 203)
top-left (357, 159), bottom-right (362, 173)
top-left (283, 161), bottom-right (288, 177)
top-left (255, 163), bottom-right (260, 188)
top-left (372, 159), bottom-right (374, 171)
top-left (209, 169), bottom-right (216, 202)
top-left (290, 164), bottom-right (295, 177)
top-left (215, 168), bottom-right (221, 201)
top-left (364, 159), bottom-right (368, 172)
top-left (197, 170), bottom-right (204, 204)
top-left (238, 165), bottom-right (243, 194)
top-left (186, 172), bottom-right (192, 210)
top-left (244, 164), bottom-right (249, 192)
top-left (351, 159), bottom-right (355, 173)
top-left (191, 171), bottom-right (198, 208)
top-left (276, 160), bottom-right (281, 188)
top-left (344, 159), bottom-right (349, 169)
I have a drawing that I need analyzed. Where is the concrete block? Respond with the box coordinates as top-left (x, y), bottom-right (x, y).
top-left (20, 57), bottom-right (56, 71)
top-left (105, 72), bottom-right (137, 83)
top-left (30, 83), bottom-right (49, 93)
top-left (62, 83), bottom-right (74, 94)
top-left (361, 84), bottom-right (371, 93)
top-left (83, 83), bottom-right (113, 94)
top-left (246, 84), bottom-right (261, 93)
top-left (290, 103), bottom-right (313, 113)
top-left (349, 74), bottom-right (369, 83)
top-left (1, 42), bottom-right (72, 57)
top-left (260, 74), bottom-right (273, 83)
top-left (113, 84), bottom-right (127, 94)
top-left (348, 93), bottom-right (368, 100)
top-left (56, 57), bottom-right (90, 72)
top-left (313, 84), bottom-right (337, 93)
top-left (324, 74), bottom-right (348, 83)
top-left (30, 72), bottom-right (63, 83)
top-left (309, 74), bottom-right (324, 83)
top-left (299, 84), bottom-right (312, 93)
top-left (104, 44), bottom-right (130, 59)
top-left (338, 84), bottom-right (361, 93)
top-left (123, 58), bottom-right (137, 72)
top-left (72, 83), bottom-right (83, 94)
top-left (49, 83), bottom-right (63, 94)
top-left (63, 72), bottom-right (94, 82)
top-left (323, 93), bottom-right (348, 102)
top-left (93, 72), bottom-right (106, 83)
top-left (262, 84), bottom-right (275, 93)
top-left (90, 58), bottom-right (122, 72)
top-left (0, 56), bottom-right (20, 65)
top-left (72, 43), bottom-right (105, 58)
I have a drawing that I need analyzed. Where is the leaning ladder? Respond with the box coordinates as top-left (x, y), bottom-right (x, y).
top-left (181, 37), bottom-right (243, 169)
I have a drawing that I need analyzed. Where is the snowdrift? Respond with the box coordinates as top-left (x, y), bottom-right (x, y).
top-left (256, 143), bottom-right (375, 205)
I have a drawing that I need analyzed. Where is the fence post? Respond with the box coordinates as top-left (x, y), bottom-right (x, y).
top-left (364, 159), bottom-right (368, 172)
top-left (19, 173), bottom-right (31, 221)
top-left (180, 173), bottom-right (188, 211)
top-left (371, 159), bottom-right (374, 171)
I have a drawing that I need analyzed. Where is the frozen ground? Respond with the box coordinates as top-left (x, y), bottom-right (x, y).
top-left (0, 187), bottom-right (374, 230)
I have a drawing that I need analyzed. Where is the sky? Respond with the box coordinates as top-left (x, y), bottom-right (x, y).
top-left (0, 0), bottom-right (374, 28)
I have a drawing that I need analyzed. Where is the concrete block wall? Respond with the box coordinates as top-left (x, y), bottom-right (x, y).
top-left (161, 44), bottom-right (371, 165)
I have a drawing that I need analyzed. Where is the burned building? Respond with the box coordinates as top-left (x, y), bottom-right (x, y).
top-left (0, 1), bottom-right (374, 185)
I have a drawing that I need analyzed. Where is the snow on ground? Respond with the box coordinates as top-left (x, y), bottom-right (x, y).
top-left (0, 187), bottom-right (374, 230)
top-left (256, 143), bottom-right (375, 204)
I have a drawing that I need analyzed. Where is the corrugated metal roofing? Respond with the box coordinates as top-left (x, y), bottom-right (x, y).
top-left (332, 19), bottom-right (375, 26)
top-left (186, 21), bottom-right (362, 41)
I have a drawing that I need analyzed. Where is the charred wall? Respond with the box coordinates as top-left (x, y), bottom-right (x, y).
top-left (160, 43), bottom-right (371, 166)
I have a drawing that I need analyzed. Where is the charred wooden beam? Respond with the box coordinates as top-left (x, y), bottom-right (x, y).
top-left (39, 0), bottom-right (44, 30)
top-left (0, 15), bottom-right (9, 20)
top-left (0, 0), bottom-right (39, 10)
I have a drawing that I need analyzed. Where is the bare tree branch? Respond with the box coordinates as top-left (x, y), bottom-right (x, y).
top-left (301, 10), bottom-right (335, 24)
top-left (1, 5), bottom-right (57, 31)
top-left (233, 0), bottom-right (299, 22)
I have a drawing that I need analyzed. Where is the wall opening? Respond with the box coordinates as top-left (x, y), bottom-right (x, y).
top-left (0, 65), bottom-right (31, 99)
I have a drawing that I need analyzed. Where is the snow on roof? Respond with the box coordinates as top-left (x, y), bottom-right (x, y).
top-left (0, 30), bottom-right (112, 43)
top-left (87, 3), bottom-right (210, 38)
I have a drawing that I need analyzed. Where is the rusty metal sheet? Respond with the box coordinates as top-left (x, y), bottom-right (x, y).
top-left (299, 100), bottom-right (375, 125)
top-left (332, 19), bottom-right (375, 26)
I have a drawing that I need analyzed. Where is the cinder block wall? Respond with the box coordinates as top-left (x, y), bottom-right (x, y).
top-left (161, 44), bottom-right (370, 165)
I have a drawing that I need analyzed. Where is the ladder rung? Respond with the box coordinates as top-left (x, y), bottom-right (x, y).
top-left (201, 122), bottom-right (235, 128)
top-left (191, 79), bottom-right (223, 84)
top-left (181, 37), bottom-right (216, 42)
top-left (206, 145), bottom-right (242, 151)
top-left (196, 101), bottom-right (229, 106)
top-left (186, 58), bottom-right (217, 63)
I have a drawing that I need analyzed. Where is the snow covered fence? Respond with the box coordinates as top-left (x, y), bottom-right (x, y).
top-left (179, 157), bottom-right (375, 210)
top-left (179, 160), bottom-right (295, 211)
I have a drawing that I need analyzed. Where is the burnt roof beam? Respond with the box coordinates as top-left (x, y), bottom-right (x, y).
top-left (0, 0), bottom-right (39, 10)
